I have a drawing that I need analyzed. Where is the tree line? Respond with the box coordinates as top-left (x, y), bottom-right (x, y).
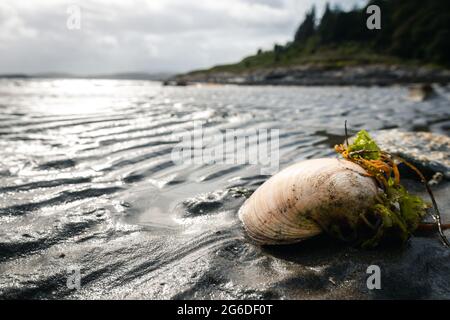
top-left (291, 0), bottom-right (449, 66)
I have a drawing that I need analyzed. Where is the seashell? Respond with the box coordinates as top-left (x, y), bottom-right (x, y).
top-left (238, 158), bottom-right (379, 245)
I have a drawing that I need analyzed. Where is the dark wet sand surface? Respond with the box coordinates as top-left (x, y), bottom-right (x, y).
top-left (0, 79), bottom-right (449, 299)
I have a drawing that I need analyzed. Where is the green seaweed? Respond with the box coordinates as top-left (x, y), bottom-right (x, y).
top-left (347, 129), bottom-right (381, 160)
top-left (360, 185), bottom-right (428, 248)
top-left (361, 204), bottom-right (409, 248)
top-left (336, 129), bottom-right (429, 248)
top-left (388, 184), bottom-right (429, 232)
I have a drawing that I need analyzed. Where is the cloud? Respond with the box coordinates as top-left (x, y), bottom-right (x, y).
top-left (0, 0), bottom-right (366, 74)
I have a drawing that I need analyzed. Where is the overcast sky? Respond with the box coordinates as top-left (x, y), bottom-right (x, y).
top-left (0, 0), bottom-right (366, 75)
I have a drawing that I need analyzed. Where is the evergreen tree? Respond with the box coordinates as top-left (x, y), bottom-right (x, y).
top-left (294, 6), bottom-right (316, 43)
top-left (318, 3), bottom-right (336, 43)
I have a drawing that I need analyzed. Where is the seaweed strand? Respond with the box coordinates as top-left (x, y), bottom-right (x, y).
top-left (344, 120), bottom-right (349, 147)
top-left (393, 155), bottom-right (450, 247)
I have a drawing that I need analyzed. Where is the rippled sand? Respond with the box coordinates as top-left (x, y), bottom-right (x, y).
top-left (0, 79), bottom-right (449, 299)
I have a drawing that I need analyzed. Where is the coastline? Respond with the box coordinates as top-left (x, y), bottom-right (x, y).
top-left (173, 64), bottom-right (450, 87)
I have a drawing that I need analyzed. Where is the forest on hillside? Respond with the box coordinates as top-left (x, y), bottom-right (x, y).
top-left (289, 0), bottom-right (449, 66)
top-left (190, 0), bottom-right (450, 76)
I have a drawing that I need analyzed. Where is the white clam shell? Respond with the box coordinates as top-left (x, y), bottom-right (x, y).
top-left (239, 158), bottom-right (379, 244)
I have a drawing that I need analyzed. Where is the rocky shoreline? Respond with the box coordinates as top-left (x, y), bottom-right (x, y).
top-left (174, 65), bottom-right (450, 86)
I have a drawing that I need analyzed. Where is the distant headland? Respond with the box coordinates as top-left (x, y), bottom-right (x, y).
top-left (173, 0), bottom-right (450, 86)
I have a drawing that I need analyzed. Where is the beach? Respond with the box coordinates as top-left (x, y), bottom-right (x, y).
top-left (1, 78), bottom-right (450, 299)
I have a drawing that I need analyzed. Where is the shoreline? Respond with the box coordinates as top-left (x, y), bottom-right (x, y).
top-left (173, 64), bottom-right (450, 87)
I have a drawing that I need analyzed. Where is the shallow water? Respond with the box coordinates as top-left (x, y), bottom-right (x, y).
top-left (0, 79), bottom-right (449, 299)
